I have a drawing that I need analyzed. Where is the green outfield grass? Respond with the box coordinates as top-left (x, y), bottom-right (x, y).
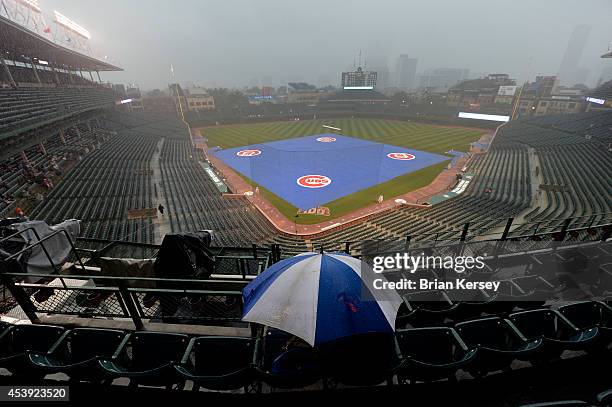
top-left (201, 118), bottom-right (484, 224)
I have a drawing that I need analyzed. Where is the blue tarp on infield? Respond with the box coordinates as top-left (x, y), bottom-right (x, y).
top-left (213, 134), bottom-right (449, 209)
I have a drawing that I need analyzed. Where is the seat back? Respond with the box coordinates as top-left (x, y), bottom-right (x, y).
top-left (192, 337), bottom-right (254, 375)
top-left (509, 310), bottom-right (561, 340)
top-left (558, 301), bottom-right (611, 329)
top-left (67, 328), bottom-right (126, 363)
top-left (405, 290), bottom-right (454, 312)
top-left (130, 332), bottom-right (188, 370)
top-left (456, 318), bottom-right (516, 350)
top-left (2, 325), bottom-right (64, 356)
top-left (318, 332), bottom-right (399, 374)
top-left (397, 327), bottom-right (464, 364)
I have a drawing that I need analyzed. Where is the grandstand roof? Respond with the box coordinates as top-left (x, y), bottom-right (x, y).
top-left (0, 15), bottom-right (121, 71)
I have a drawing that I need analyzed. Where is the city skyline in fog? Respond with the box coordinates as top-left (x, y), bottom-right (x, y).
top-left (44, 0), bottom-right (612, 90)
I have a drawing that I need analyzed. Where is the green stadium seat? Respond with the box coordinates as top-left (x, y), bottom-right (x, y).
top-left (557, 301), bottom-right (612, 346)
top-left (455, 317), bottom-right (543, 376)
top-left (509, 309), bottom-right (599, 359)
top-left (255, 328), bottom-right (322, 389)
top-left (317, 333), bottom-right (400, 387)
top-left (27, 328), bottom-right (127, 382)
top-left (97, 332), bottom-right (188, 388)
top-left (0, 324), bottom-right (64, 377)
top-left (395, 327), bottom-right (478, 383)
top-left (173, 336), bottom-right (255, 391)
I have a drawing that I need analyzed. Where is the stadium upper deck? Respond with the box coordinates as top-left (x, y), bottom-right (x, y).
top-left (0, 11), bottom-right (121, 160)
top-left (0, 14), bottom-right (121, 73)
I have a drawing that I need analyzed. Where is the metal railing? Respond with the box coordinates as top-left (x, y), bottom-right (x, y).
top-left (282, 212), bottom-right (612, 258)
top-left (0, 230), bottom-right (272, 325)
top-left (0, 271), bottom-right (248, 329)
top-left (1, 213), bottom-right (610, 327)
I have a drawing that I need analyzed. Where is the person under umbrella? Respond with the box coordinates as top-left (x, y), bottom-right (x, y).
top-left (242, 251), bottom-right (402, 346)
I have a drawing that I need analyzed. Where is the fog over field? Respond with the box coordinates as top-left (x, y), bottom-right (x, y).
top-left (46, 0), bottom-right (612, 89)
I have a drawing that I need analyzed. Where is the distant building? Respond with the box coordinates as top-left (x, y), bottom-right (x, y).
top-left (522, 76), bottom-right (559, 98)
top-left (170, 84), bottom-right (215, 112)
top-left (447, 74), bottom-right (516, 112)
top-left (533, 97), bottom-right (584, 116)
top-left (419, 68), bottom-right (470, 92)
top-left (395, 55), bottom-right (418, 90)
top-left (558, 25), bottom-right (591, 86)
top-left (125, 86), bottom-right (143, 111)
top-left (515, 76), bottom-right (586, 118)
top-left (341, 67), bottom-right (377, 89)
top-left (287, 82), bottom-right (329, 104)
top-left (371, 65), bottom-right (390, 90)
top-left (516, 95), bottom-right (584, 117)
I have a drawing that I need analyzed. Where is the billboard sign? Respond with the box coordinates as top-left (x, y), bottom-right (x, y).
top-left (458, 112), bottom-right (510, 122)
top-left (343, 86), bottom-right (374, 90)
top-left (497, 86), bottom-right (517, 96)
top-left (585, 96), bottom-right (605, 105)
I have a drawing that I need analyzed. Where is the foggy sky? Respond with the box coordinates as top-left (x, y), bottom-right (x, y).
top-left (45, 0), bottom-right (612, 90)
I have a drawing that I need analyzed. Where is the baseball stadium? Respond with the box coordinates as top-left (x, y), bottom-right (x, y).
top-left (0, 0), bottom-right (611, 404)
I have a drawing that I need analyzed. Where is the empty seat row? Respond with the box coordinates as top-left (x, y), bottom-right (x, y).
top-left (1, 300), bottom-right (610, 390)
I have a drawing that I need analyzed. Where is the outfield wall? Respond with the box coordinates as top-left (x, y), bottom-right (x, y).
top-left (184, 107), bottom-right (499, 130)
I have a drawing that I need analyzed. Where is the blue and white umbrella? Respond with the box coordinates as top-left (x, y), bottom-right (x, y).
top-left (242, 252), bottom-right (403, 346)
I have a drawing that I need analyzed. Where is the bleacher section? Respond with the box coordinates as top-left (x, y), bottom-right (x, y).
top-left (0, 82), bottom-right (607, 252)
top-left (26, 112), bottom-right (303, 248)
top-left (0, 63), bottom-right (98, 87)
top-left (0, 123), bottom-right (109, 218)
top-left (311, 111), bottom-right (611, 250)
top-left (29, 118), bottom-right (159, 244)
top-left (3, 109), bottom-right (604, 255)
top-left (0, 86), bottom-right (116, 136)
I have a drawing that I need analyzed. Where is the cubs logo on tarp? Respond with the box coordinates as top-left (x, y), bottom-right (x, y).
top-left (387, 152), bottom-right (415, 160)
top-left (316, 137), bottom-right (336, 143)
top-left (297, 175), bottom-right (332, 188)
top-left (236, 149), bottom-right (261, 157)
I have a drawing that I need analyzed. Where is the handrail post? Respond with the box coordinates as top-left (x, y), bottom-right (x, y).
top-left (117, 284), bottom-right (144, 330)
top-left (460, 222), bottom-right (470, 241)
top-left (558, 217), bottom-right (572, 241)
top-left (0, 272), bottom-right (39, 323)
top-left (602, 225), bottom-right (612, 242)
top-left (500, 217), bottom-right (514, 241)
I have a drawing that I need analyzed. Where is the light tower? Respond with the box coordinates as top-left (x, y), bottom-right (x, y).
top-left (0, 0), bottom-right (48, 35)
top-left (52, 11), bottom-right (92, 56)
